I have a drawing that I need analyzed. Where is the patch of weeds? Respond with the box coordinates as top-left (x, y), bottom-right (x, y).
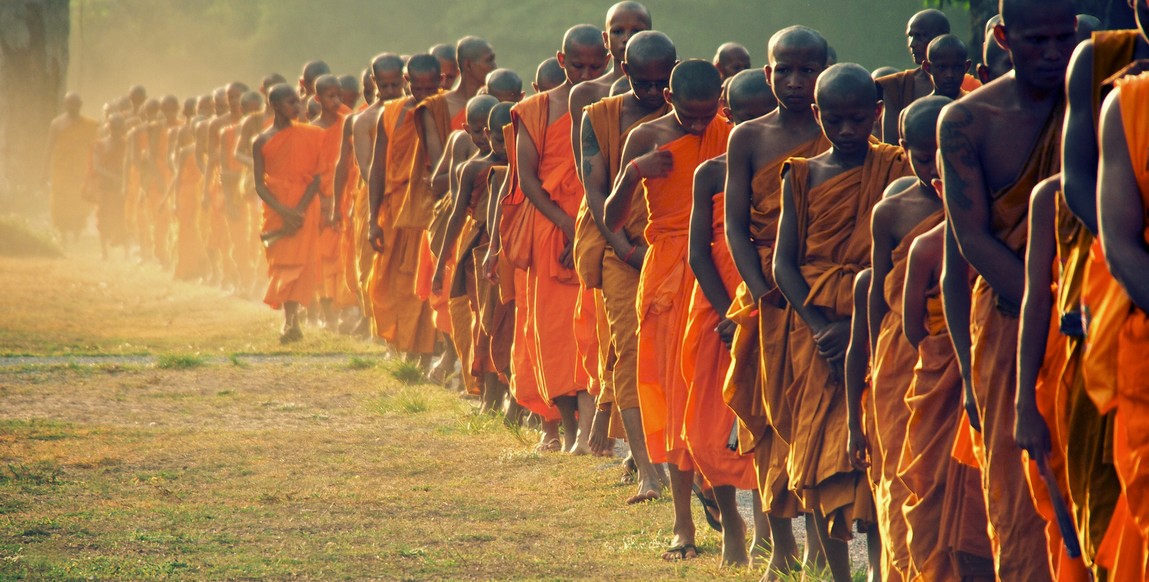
top-left (216, 390), bottom-right (234, 397)
top-left (375, 388), bottom-right (430, 415)
top-left (388, 361), bottom-right (426, 385)
top-left (497, 448), bottom-right (542, 465)
top-left (227, 354), bottom-right (247, 368)
top-left (347, 356), bottom-right (378, 370)
top-left (398, 547), bottom-right (427, 558)
top-left (0, 214), bottom-right (64, 258)
top-left (0, 461), bottom-right (63, 486)
top-left (155, 353), bottom-right (207, 370)
top-left (0, 418), bottom-right (77, 441)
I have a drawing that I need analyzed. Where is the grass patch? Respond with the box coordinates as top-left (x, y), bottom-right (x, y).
top-left (1, 461), bottom-right (63, 486)
top-left (0, 214), bottom-right (63, 258)
top-left (155, 353), bottom-right (207, 370)
top-left (375, 387), bottom-right (431, 414)
top-left (346, 356), bottom-right (378, 370)
top-left (388, 360), bottom-right (426, 385)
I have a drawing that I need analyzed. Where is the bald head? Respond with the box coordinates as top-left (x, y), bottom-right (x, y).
top-left (128, 85), bottom-right (147, 109)
top-left (485, 68), bottom-right (523, 102)
top-left (457, 36), bottom-right (493, 66)
top-left (430, 44), bottom-right (455, 64)
top-left (405, 53), bottom-right (441, 77)
top-left (240, 90), bottom-right (263, 113)
top-left (669, 59), bottom-right (722, 102)
top-left (927, 34), bottom-right (968, 62)
top-left (1000, 0), bottom-right (1074, 28)
top-left (301, 60), bottom-right (330, 83)
top-left (713, 42), bottom-right (751, 80)
top-left (908, 9), bottom-right (950, 65)
top-left (160, 94), bottom-right (179, 116)
top-left (1076, 14), bottom-right (1102, 42)
top-left (980, 23), bottom-right (1012, 82)
top-left (563, 24), bottom-right (606, 54)
top-left (488, 102), bottom-right (514, 134)
top-left (315, 74), bottom-right (340, 94)
top-left (465, 94), bottom-right (499, 128)
top-left (625, 30), bottom-right (676, 68)
top-left (768, 25), bottom-right (829, 67)
top-left (726, 68), bottom-right (777, 123)
top-left (371, 53), bottom-right (404, 77)
top-left (268, 84), bottom-right (296, 106)
top-left (901, 94), bottom-right (951, 145)
top-left (262, 73), bottom-right (287, 95)
top-left (814, 63), bottom-right (878, 106)
top-left (606, 1), bottom-right (652, 27)
top-left (534, 57), bottom-right (566, 92)
top-left (872, 66), bottom-right (900, 79)
top-left (63, 92), bottom-right (82, 116)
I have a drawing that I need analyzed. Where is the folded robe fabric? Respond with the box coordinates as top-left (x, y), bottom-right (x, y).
top-left (259, 122), bottom-right (324, 309)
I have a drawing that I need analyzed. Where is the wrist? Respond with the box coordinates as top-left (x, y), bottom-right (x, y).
top-left (628, 159), bottom-right (643, 181)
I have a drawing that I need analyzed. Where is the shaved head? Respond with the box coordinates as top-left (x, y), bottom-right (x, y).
top-left (768, 25), bottom-right (829, 67)
top-left (927, 34), bottom-right (968, 61)
top-left (909, 9), bottom-right (950, 34)
top-left (429, 44), bottom-right (455, 64)
top-left (625, 30), bottom-right (676, 67)
top-left (981, 28), bottom-right (1012, 81)
top-left (669, 59), bottom-right (722, 102)
top-left (63, 92), bottom-right (82, 115)
top-left (1076, 14), bottom-right (1102, 42)
top-left (1000, 0), bottom-right (1074, 27)
top-left (268, 83), bottom-right (296, 105)
top-left (535, 57), bottom-right (566, 92)
top-left (900, 94), bottom-right (951, 145)
top-left (985, 14), bottom-right (1003, 39)
top-left (488, 102), bottom-right (513, 133)
top-left (563, 24), bottom-right (606, 54)
top-left (872, 66), bottom-right (900, 79)
top-left (456, 36), bottom-right (493, 66)
top-left (372, 53), bottom-right (404, 77)
top-left (315, 74), bottom-right (340, 93)
top-left (262, 73), bottom-right (287, 95)
top-left (606, 1), bottom-right (652, 27)
top-left (713, 42), bottom-right (751, 80)
top-left (907, 9), bottom-right (950, 65)
top-left (814, 63), bottom-right (878, 105)
top-left (339, 74), bottom-right (358, 92)
top-left (485, 68), bottom-right (523, 102)
top-left (466, 94), bottom-right (499, 127)
top-left (240, 90), bottom-right (263, 111)
top-left (726, 68), bottom-right (777, 122)
top-left (405, 53), bottom-right (441, 77)
top-left (301, 60), bottom-right (330, 82)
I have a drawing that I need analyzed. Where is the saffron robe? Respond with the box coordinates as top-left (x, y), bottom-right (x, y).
top-left (259, 123), bottom-right (324, 308)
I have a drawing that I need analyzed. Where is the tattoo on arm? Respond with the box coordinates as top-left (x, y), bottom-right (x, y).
top-left (581, 118), bottom-right (600, 180)
top-left (939, 103), bottom-right (977, 211)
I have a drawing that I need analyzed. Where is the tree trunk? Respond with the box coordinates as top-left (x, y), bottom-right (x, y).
top-left (0, 0), bottom-right (69, 213)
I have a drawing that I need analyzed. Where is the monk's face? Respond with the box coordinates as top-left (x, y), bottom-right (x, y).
top-left (906, 18), bottom-right (941, 65)
top-left (766, 44), bottom-right (824, 113)
top-left (227, 88), bottom-right (244, 114)
top-left (407, 71), bottom-right (441, 102)
top-left (924, 50), bottom-right (970, 97)
top-left (464, 48), bottom-right (498, 84)
top-left (668, 96), bottom-right (719, 136)
top-left (213, 92), bottom-right (228, 116)
top-left (605, 11), bottom-right (650, 60)
top-left (900, 134), bottom-right (939, 187)
top-left (623, 60), bottom-right (673, 109)
top-left (996, 10), bottom-right (1076, 91)
top-left (466, 121), bottom-right (490, 153)
top-left (439, 60), bottom-right (460, 90)
top-left (64, 94), bottom-right (82, 116)
top-left (161, 98), bottom-right (180, 121)
top-left (129, 88), bottom-right (147, 109)
top-left (182, 99), bottom-right (196, 119)
top-left (374, 70), bottom-right (404, 101)
top-left (272, 93), bottom-right (302, 121)
top-left (487, 125), bottom-right (507, 159)
top-left (717, 51), bottom-right (751, 80)
top-left (813, 93), bottom-right (880, 156)
top-left (559, 44), bottom-right (609, 85)
top-left (196, 98), bottom-right (213, 117)
top-left (317, 85), bottom-right (342, 114)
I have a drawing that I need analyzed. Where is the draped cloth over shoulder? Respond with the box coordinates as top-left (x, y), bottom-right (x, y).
top-left (724, 134), bottom-right (829, 518)
top-left (781, 142), bottom-right (910, 539)
top-left (966, 99), bottom-right (1063, 581)
top-left (260, 123), bottom-right (324, 309)
top-left (636, 117), bottom-right (729, 468)
top-left (316, 114), bottom-right (347, 301)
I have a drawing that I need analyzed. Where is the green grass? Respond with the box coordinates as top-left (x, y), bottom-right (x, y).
top-left (0, 214), bottom-right (63, 259)
top-left (346, 355), bottom-right (378, 370)
top-left (388, 360), bottom-right (426, 385)
top-left (155, 353), bottom-right (207, 370)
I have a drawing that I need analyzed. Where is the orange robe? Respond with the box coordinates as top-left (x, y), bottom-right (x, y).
top-left (513, 93), bottom-right (595, 404)
top-left (336, 110), bottom-right (365, 309)
top-left (48, 115), bottom-right (99, 235)
top-left (259, 123), bottom-right (324, 309)
top-left (898, 277), bottom-right (994, 580)
top-left (966, 100), bottom-right (1062, 581)
top-left (682, 189), bottom-right (755, 490)
top-left (636, 117), bottom-right (730, 468)
top-left (367, 99), bottom-right (437, 354)
top-left (725, 135), bottom-right (830, 518)
top-left (478, 166), bottom-right (515, 378)
top-left (876, 69), bottom-right (980, 134)
top-left (173, 151), bottom-right (208, 280)
top-left (150, 122), bottom-right (178, 265)
top-left (781, 143), bottom-right (910, 539)
top-left (221, 121), bottom-right (254, 289)
top-left (869, 211), bottom-right (945, 578)
top-left (499, 119), bottom-right (559, 420)
top-left (90, 138), bottom-right (127, 248)
top-left (576, 96), bottom-right (671, 439)
top-left (315, 113), bottom-right (347, 301)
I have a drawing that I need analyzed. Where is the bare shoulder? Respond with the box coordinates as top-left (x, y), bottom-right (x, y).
top-left (911, 222), bottom-right (946, 257)
top-left (695, 156), bottom-right (727, 182)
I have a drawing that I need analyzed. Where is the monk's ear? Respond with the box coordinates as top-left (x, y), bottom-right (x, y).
top-left (811, 102), bottom-right (820, 120)
top-left (899, 137), bottom-right (908, 152)
top-left (977, 64), bottom-right (990, 85)
top-left (721, 105), bottom-right (733, 121)
top-left (763, 65), bottom-right (773, 86)
top-left (621, 61), bottom-right (630, 78)
top-left (963, 60), bottom-right (972, 75)
top-left (556, 50), bottom-right (566, 68)
top-left (532, 82), bottom-right (541, 93)
top-left (662, 87), bottom-right (673, 106)
top-left (602, 30), bottom-right (609, 50)
top-left (874, 100), bottom-right (884, 122)
top-left (993, 24), bottom-right (1009, 52)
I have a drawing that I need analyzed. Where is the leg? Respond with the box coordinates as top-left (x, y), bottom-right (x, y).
top-left (572, 390), bottom-right (594, 455)
top-left (588, 404), bottom-right (614, 457)
top-left (662, 462), bottom-right (698, 560)
top-left (621, 407), bottom-right (664, 503)
top-left (809, 501), bottom-right (853, 582)
top-left (866, 527), bottom-right (882, 582)
top-left (281, 301), bottom-right (303, 343)
top-left (553, 395), bottom-right (580, 453)
top-left (535, 418), bottom-right (561, 452)
top-left (714, 485), bottom-right (749, 566)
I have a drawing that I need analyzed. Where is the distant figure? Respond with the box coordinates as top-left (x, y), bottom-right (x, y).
top-left (712, 42), bottom-right (751, 80)
top-left (430, 43), bottom-right (460, 90)
top-left (44, 92), bottom-right (99, 242)
top-left (89, 114), bottom-right (128, 258)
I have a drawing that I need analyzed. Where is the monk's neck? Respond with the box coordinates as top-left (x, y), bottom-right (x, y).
top-left (456, 77), bottom-right (484, 99)
top-left (826, 145), bottom-right (868, 168)
top-left (273, 115), bottom-right (293, 130)
top-left (1010, 75), bottom-right (1062, 107)
top-left (776, 106), bottom-right (817, 129)
top-left (607, 61), bottom-right (625, 81)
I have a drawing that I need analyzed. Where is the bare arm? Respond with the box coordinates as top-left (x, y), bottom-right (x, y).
top-left (1098, 89), bottom-right (1149, 311)
top-left (1061, 42), bottom-right (1100, 235)
top-left (1014, 178), bottom-right (1058, 457)
top-left (580, 115), bottom-right (641, 266)
top-left (902, 229), bottom-right (940, 349)
top-left (569, 85), bottom-right (594, 181)
top-left (234, 117), bottom-right (258, 168)
top-left (251, 134), bottom-right (296, 222)
top-left (774, 170), bottom-right (831, 333)
top-left (332, 117), bottom-right (355, 221)
top-left (367, 113), bottom-right (391, 252)
top-left (724, 126), bottom-right (770, 300)
top-left (430, 133), bottom-right (462, 200)
top-left (352, 112), bottom-right (375, 184)
top-left (517, 120), bottom-right (575, 238)
top-left (940, 102), bottom-right (1026, 309)
top-left (846, 269), bottom-right (873, 470)
top-left (433, 160), bottom-right (479, 291)
top-left (688, 162), bottom-right (733, 317)
top-left (941, 222), bottom-right (980, 431)
top-left (417, 108), bottom-right (447, 182)
top-left (202, 121), bottom-right (221, 199)
top-left (867, 200), bottom-right (897, 353)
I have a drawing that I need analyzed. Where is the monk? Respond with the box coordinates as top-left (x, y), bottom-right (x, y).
top-left (568, 1), bottom-right (652, 176)
top-left (923, 35), bottom-right (972, 99)
top-left (430, 43), bottom-right (460, 90)
top-left (876, 9), bottom-right (979, 144)
top-left (1053, 2), bottom-right (1149, 575)
top-left (207, 83), bottom-right (251, 290)
top-left (170, 113), bottom-right (209, 281)
top-left (310, 74), bottom-right (351, 329)
top-left (90, 114), bottom-right (128, 259)
top-left (432, 95), bottom-right (503, 408)
top-left (684, 68), bottom-right (774, 567)
top-left (330, 73), bottom-right (375, 334)
top-left (130, 98), bottom-right (161, 261)
top-left (45, 92), bottom-right (99, 243)
top-left (937, 0), bottom-right (1076, 578)
top-left (337, 75), bottom-right (360, 112)
top-left (604, 58), bottom-right (730, 561)
top-left (235, 84), bottom-right (282, 296)
top-left (723, 25), bottom-right (831, 578)
top-left (252, 84), bottom-right (323, 342)
top-left (854, 96), bottom-right (948, 581)
top-left (515, 25), bottom-right (608, 454)
top-left (366, 54), bottom-right (440, 365)
top-left (532, 58), bottom-right (566, 94)
top-left (773, 63), bottom-right (911, 582)
top-left (298, 60), bottom-right (331, 121)
top-left (147, 95), bottom-right (182, 266)
top-left (976, 16), bottom-right (1012, 85)
top-left (712, 42), bottom-right (751, 80)
top-left (575, 29), bottom-right (674, 500)
top-left (196, 87), bottom-right (228, 284)
top-left (1096, 61), bottom-right (1149, 581)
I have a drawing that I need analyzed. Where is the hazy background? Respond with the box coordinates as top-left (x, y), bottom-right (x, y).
top-left (67, 0), bottom-right (970, 109)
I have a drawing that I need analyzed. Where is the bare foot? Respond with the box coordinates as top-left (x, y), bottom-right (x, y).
top-left (720, 514), bottom-right (749, 567)
top-left (588, 407), bottom-right (612, 455)
top-left (567, 441), bottom-right (592, 455)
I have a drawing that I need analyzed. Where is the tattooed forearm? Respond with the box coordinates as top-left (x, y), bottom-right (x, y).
top-left (939, 103), bottom-right (977, 211)
top-left (581, 116), bottom-right (600, 181)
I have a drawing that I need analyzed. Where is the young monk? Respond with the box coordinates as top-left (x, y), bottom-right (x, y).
top-left (169, 111), bottom-right (209, 281)
top-left (366, 54), bottom-right (441, 365)
top-left (723, 25), bottom-right (831, 578)
top-left (773, 63), bottom-right (912, 582)
top-left (220, 85), bottom-right (262, 295)
top-left (712, 42), bottom-right (751, 80)
top-left (923, 35), bottom-right (972, 99)
top-left (684, 68), bottom-right (774, 567)
top-left (429, 43), bottom-right (460, 90)
top-left (330, 72), bottom-right (375, 334)
top-left (604, 58), bottom-right (730, 561)
top-left (310, 74), bottom-right (350, 329)
top-left (198, 87), bottom-right (232, 285)
top-left (853, 96), bottom-right (949, 581)
top-left (514, 25), bottom-right (608, 455)
top-left (90, 114), bottom-right (128, 259)
top-left (44, 92), bottom-right (100, 244)
top-left (937, 0), bottom-right (1076, 579)
top-left (574, 29), bottom-right (675, 500)
top-left (298, 60), bottom-right (331, 121)
top-left (876, 9), bottom-right (978, 143)
top-left (431, 95), bottom-right (503, 407)
top-left (252, 84), bottom-right (324, 342)
top-left (130, 98), bottom-right (160, 260)
top-left (532, 58), bottom-right (566, 94)
top-left (148, 95), bottom-right (182, 266)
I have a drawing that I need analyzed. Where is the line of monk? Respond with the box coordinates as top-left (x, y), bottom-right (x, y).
top-left (46, 0), bottom-right (1149, 577)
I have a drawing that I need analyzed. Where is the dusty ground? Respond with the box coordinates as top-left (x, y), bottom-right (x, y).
top-left (0, 232), bottom-right (865, 580)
